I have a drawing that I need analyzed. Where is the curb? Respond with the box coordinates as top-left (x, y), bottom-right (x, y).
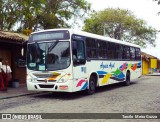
top-left (147, 75), bottom-right (160, 76)
top-left (0, 92), bottom-right (44, 100)
top-left (146, 74), bottom-right (160, 76)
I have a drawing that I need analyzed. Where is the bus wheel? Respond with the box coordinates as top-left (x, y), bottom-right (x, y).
top-left (86, 76), bottom-right (96, 95)
top-left (124, 72), bottom-right (130, 86)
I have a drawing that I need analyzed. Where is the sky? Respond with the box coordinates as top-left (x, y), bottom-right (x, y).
top-left (86, 0), bottom-right (160, 59)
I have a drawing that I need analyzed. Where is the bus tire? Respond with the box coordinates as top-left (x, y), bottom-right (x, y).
top-left (124, 72), bottom-right (130, 86)
top-left (86, 76), bottom-right (96, 95)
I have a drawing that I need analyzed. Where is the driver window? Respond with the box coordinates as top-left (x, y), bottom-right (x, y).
top-left (72, 39), bottom-right (85, 64)
top-left (72, 41), bottom-right (77, 60)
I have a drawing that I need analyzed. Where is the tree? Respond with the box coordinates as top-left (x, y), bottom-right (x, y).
top-left (16, 0), bottom-right (46, 32)
top-left (83, 8), bottom-right (157, 47)
top-left (0, 0), bottom-right (20, 30)
top-left (154, 0), bottom-right (160, 15)
top-left (154, 0), bottom-right (160, 4)
top-left (0, 0), bottom-right (91, 32)
top-left (37, 0), bottom-right (91, 30)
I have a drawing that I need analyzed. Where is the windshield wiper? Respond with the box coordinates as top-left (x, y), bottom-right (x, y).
top-left (48, 40), bottom-right (58, 53)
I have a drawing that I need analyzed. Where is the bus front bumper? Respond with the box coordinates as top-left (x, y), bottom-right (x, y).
top-left (27, 81), bottom-right (73, 92)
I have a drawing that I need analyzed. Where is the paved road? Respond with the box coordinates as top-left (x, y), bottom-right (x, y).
top-left (0, 76), bottom-right (160, 121)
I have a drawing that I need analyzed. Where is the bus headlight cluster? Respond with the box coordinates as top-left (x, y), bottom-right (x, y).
top-left (27, 74), bottom-right (32, 82)
top-left (27, 74), bottom-right (37, 83)
top-left (58, 73), bottom-right (71, 83)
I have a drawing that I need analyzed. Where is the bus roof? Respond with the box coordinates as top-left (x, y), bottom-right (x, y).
top-left (31, 28), bottom-right (141, 48)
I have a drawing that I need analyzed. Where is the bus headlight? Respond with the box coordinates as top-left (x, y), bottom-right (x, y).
top-left (27, 74), bottom-right (32, 82)
top-left (58, 73), bottom-right (71, 83)
top-left (27, 74), bottom-right (37, 82)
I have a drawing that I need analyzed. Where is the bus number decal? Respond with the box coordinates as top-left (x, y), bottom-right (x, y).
top-left (81, 67), bottom-right (86, 73)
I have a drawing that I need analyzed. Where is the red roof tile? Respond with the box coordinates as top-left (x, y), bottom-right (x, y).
top-left (0, 31), bottom-right (28, 42)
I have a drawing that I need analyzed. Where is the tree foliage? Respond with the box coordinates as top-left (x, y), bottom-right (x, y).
top-left (0, 0), bottom-right (20, 30)
top-left (154, 0), bottom-right (160, 15)
top-left (154, 0), bottom-right (160, 4)
top-left (83, 8), bottom-right (157, 47)
top-left (0, 0), bottom-right (91, 32)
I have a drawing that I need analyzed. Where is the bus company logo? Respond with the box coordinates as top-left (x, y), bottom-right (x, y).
top-left (44, 79), bottom-right (47, 83)
top-left (100, 62), bottom-right (115, 70)
top-left (2, 114), bottom-right (12, 119)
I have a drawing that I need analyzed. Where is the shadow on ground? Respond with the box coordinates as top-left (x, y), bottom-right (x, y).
top-left (32, 81), bottom-right (138, 100)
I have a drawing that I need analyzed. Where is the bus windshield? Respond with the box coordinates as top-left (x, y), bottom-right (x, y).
top-left (27, 41), bottom-right (70, 71)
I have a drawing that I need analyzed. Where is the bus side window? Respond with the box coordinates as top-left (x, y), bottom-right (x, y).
top-left (117, 45), bottom-right (123, 60)
top-left (72, 41), bottom-right (77, 60)
top-left (108, 42), bottom-right (115, 59)
top-left (114, 44), bottom-right (118, 59)
top-left (97, 40), bottom-right (107, 59)
top-left (123, 46), bottom-right (130, 60)
top-left (135, 48), bottom-right (141, 60)
top-left (130, 47), bottom-right (136, 60)
top-left (72, 39), bottom-right (86, 65)
top-left (86, 38), bottom-right (97, 59)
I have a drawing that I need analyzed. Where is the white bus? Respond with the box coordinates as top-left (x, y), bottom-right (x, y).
top-left (26, 29), bottom-right (141, 94)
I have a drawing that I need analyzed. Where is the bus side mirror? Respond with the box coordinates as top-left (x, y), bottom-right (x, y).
top-left (73, 55), bottom-right (77, 61)
top-left (21, 48), bottom-right (24, 56)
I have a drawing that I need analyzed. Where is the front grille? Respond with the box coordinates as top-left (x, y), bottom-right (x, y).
top-left (33, 74), bottom-right (52, 78)
top-left (48, 80), bottom-right (56, 82)
top-left (37, 80), bottom-right (56, 82)
top-left (37, 80), bottom-right (46, 82)
top-left (39, 85), bottom-right (54, 88)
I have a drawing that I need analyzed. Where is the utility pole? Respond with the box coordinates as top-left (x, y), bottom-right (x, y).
top-left (104, 23), bottom-right (106, 36)
top-left (104, 26), bottom-right (105, 36)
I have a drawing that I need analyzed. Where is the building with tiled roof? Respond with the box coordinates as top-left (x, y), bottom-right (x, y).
top-left (0, 31), bottom-right (28, 42)
top-left (0, 31), bottom-right (28, 86)
top-left (141, 51), bottom-right (160, 74)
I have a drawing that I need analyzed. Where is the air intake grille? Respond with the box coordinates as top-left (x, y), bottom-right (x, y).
top-left (39, 85), bottom-right (54, 88)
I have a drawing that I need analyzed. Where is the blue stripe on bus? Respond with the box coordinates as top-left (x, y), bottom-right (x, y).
top-left (81, 82), bottom-right (88, 90)
top-left (97, 71), bottom-right (107, 75)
